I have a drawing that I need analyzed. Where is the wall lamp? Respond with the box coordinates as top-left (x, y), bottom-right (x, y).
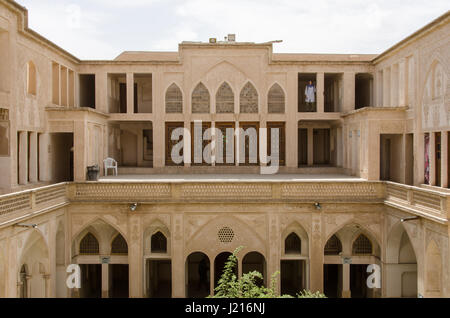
top-left (15, 223), bottom-right (37, 229)
top-left (401, 216), bottom-right (419, 223)
top-left (314, 202), bottom-right (321, 210)
top-left (129, 203), bottom-right (138, 212)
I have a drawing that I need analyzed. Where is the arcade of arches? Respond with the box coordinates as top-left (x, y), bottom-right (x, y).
top-left (1, 201), bottom-right (447, 299)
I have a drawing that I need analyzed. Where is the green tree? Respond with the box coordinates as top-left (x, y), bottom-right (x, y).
top-left (210, 247), bottom-right (326, 298)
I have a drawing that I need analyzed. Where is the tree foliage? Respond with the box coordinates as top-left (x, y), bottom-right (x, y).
top-left (210, 247), bottom-right (326, 298)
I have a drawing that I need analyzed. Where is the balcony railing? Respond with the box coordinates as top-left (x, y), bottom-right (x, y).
top-left (385, 182), bottom-right (449, 223)
top-left (0, 183), bottom-right (69, 226)
top-left (0, 181), bottom-right (448, 226)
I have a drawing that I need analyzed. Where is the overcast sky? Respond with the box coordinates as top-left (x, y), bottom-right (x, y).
top-left (18, 0), bottom-right (449, 60)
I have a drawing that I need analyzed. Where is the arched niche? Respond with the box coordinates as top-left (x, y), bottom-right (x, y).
top-left (281, 222), bottom-right (309, 257)
top-left (143, 221), bottom-right (171, 256)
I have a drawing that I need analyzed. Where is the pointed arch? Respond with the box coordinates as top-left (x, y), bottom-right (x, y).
top-left (165, 83), bottom-right (183, 113)
top-left (268, 83), bottom-right (285, 113)
top-left (324, 234), bottom-right (342, 255)
top-left (151, 231), bottom-right (167, 253)
top-left (111, 233), bottom-right (128, 254)
top-left (284, 232), bottom-right (301, 254)
top-left (192, 82), bottom-right (210, 113)
top-left (216, 82), bottom-right (234, 113)
top-left (79, 232), bottom-right (99, 255)
top-left (26, 61), bottom-right (37, 95)
top-left (240, 81), bottom-right (258, 113)
top-left (19, 230), bottom-right (50, 298)
top-left (352, 234), bottom-right (373, 255)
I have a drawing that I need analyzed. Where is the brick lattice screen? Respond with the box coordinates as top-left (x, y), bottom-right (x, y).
top-left (268, 83), bottom-right (285, 113)
top-left (216, 82), bottom-right (234, 113)
top-left (165, 83), bottom-right (183, 113)
top-left (240, 82), bottom-right (258, 113)
top-left (192, 82), bottom-right (210, 113)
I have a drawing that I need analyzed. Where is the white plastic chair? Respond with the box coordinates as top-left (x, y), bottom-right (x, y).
top-left (103, 157), bottom-right (118, 176)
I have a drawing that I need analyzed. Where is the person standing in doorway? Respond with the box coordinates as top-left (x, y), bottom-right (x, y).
top-left (305, 80), bottom-right (316, 111)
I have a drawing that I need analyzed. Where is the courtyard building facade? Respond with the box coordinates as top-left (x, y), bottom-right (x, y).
top-left (0, 0), bottom-right (449, 298)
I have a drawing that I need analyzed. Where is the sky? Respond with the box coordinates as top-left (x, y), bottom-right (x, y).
top-left (18, 0), bottom-right (449, 60)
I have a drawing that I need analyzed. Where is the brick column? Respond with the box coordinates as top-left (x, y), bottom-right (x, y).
top-left (29, 132), bottom-right (38, 183)
top-left (18, 131), bottom-right (28, 185)
top-left (286, 71), bottom-right (298, 168)
top-left (317, 72), bottom-right (324, 113)
top-left (101, 263), bottom-right (109, 298)
top-left (309, 215), bottom-right (323, 293)
top-left (171, 214), bottom-right (185, 297)
top-left (74, 121), bottom-right (87, 181)
top-left (429, 132), bottom-right (436, 186)
top-left (441, 131), bottom-right (448, 188)
top-left (343, 72), bottom-right (355, 112)
top-left (128, 215), bottom-right (143, 297)
top-left (342, 263), bottom-right (351, 298)
top-left (126, 73), bottom-right (134, 114)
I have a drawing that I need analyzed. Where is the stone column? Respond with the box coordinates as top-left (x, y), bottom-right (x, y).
top-left (267, 215), bottom-right (280, 295)
top-left (429, 132), bottom-right (436, 186)
top-left (383, 67), bottom-right (391, 106)
top-left (366, 122), bottom-right (380, 181)
top-left (343, 72), bottom-right (355, 113)
top-left (171, 214), bottom-right (185, 297)
top-left (126, 73), bottom-right (134, 114)
top-left (441, 131), bottom-right (448, 188)
top-left (286, 71), bottom-right (298, 168)
top-left (317, 72), bottom-right (325, 113)
top-left (342, 263), bottom-right (351, 298)
top-left (309, 215), bottom-right (323, 293)
top-left (74, 121), bottom-right (87, 181)
top-left (38, 133), bottom-right (49, 182)
top-left (101, 263), bottom-right (109, 298)
top-left (97, 71), bottom-right (108, 113)
top-left (29, 132), bottom-right (38, 183)
top-left (18, 131), bottom-right (28, 185)
top-left (307, 127), bottom-right (314, 166)
top-left (398, 59), bottom-right (407, 107)
top-left (128, 215), bottom-right (143, 297)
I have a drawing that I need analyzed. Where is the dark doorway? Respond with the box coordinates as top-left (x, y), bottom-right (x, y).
top-left (80, 264), bottom-right (101, 298)
top-left (298, 128), bottom-right (308, 166)
top-left (119, 83), bottom-right (127, 113)
top-left (109, 264), bottom-right (129, 298)
top-left (186, 252), bottom-right (210, 298)
top-left (214, 252), bottom-right (237, 290)
top-left (350, 264), bottom-right (369, 298)
top-left (79, 74), bottom-right (96, 109)
top-left (280, 260), bottom-right (306, 296)
top-left (242, 252), bottom-right (266, 287)
top-left (50, 133), bottom-right (74, 182)
top-left (313, 129), bottom-right (330, 165)
top-left (147, 260), bottom-right (171, 298)
top-left (323, 264), bottom-right (342, 298)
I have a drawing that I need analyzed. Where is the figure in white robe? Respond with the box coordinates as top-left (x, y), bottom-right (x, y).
top-left (305, 80), bottom-right (316, 111)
